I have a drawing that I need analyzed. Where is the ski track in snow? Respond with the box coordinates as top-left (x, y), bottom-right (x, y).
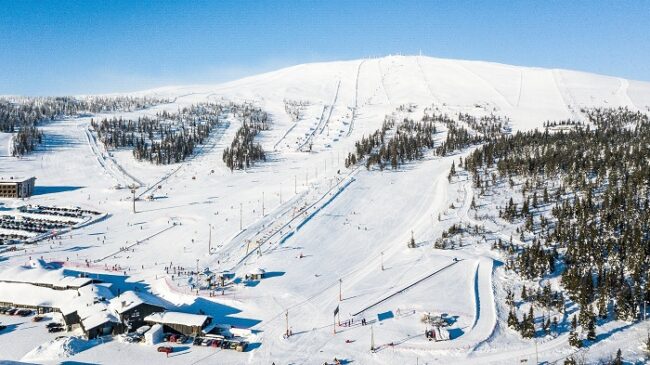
top-left (2, 56), bottom-right (649, 365)
top-left (346, 59), bottom-right (366, 137)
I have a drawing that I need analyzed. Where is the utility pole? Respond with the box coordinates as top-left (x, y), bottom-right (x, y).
top-left (339, 278), bottom-right (342, 301)
top-left (239, 203), bottom-right (243, 230)
top-left (285, 310), bottom-right (290, 338)
top-left (208, 224), bottom-right (212, 254)
top-left (129, 185), bottom-right (137, 213)
top-left (370, 325), bottom-right (375, 352)
top-left (337, 305), bottom-right (341, 326)
top-left (195, 258), bottom-right (200, 292)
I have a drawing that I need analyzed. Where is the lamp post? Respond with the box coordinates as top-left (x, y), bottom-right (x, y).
top-left (129, 184), bottom-right (137, 213)
top-left (208, 224), bottom-right (212, 255)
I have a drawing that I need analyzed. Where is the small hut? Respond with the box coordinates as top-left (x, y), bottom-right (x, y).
top-left (246, 268), bottom-right (265, 281)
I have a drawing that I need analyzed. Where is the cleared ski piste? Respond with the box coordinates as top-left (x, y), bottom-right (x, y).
top-left (0, 55), bottom-right (649, 364)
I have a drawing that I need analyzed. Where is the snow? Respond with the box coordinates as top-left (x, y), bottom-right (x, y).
top-left (144, 311), bottom-right (209, 327)
top-left (0, 55), bottom-right (649, 364)
top-left (21, 336), bottom-right (95, 363)
top-left (0, 260), bottom-right (92, 289)
top-left (144, 324), bottom-right (163, 345)
top-left (247, 267), bottom-right (265, 276)
top-left (108, 290), bottom-right (167, 314)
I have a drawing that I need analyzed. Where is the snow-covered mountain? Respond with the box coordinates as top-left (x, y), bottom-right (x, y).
top-left (137, 55), bottom-right (650, 129)
top-left (1, 55), bottom-right (649, 365)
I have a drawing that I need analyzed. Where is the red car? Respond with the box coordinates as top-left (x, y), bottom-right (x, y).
top-left (157, 346), bottom-right (173, 354)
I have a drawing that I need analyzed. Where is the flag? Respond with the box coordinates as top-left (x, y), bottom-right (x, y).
top-left (334, 305), bottom-right (339, 316)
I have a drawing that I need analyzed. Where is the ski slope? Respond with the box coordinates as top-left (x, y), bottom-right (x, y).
top-left (1, 55), bottom-right (649, 364)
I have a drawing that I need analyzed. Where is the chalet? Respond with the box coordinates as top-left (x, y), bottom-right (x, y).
top-left (144, 311), bottom-right (214, 336)
top-left (0, 261), bottom-right (105, 315)
top-left (0, 177), bottom-right (36, 198)
top-left (109, 290), bottom-right (166, 332)
top-left (80, 312), bottom-right (121, 339)
top-left (246, 268), bottom-right (265, 281)
top-left (0, 264), bottom-right (95, 291)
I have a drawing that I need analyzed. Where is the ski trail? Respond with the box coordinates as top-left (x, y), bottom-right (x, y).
top-left (377, 58), bottom-right (393, 107)
top-left (298, 79), bottom-right (340, 151)
top-left (516, 70), bottom-right (523, 107)
top-left (469, 260), bottom-right (481, 330)
top-left (273, 121), bottom-right (298, 151)
top-left (415, 55), bottom-right (440, 105)
top-left (136, 121), bottom-right (230, 199)
top-left (318, 79), bottom-right (341, 135)
top-left (83, 124), bottom-right (136, 187)
top-left (616, 77), bottom-right (638, 110)
top-left (551, 69), bottom-right (583, 121)
top-left (351, 260), bottom-right (461, 316)
top-left (347, 59), bottom-right (366, 137)
top-left (456, 61), bottom-right (514, 109)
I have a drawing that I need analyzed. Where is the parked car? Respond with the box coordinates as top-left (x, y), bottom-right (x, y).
top-left (176, 335), bottom-right (187, 344)
top-left (46, 322), bottom-right (63, 329)
top-left (135, 325), bottom-right (150, 335)
top-left (235, 342), bottom-right (247, 352)
top-left (6, 308), bottom-right (17, 315)
top-left (32, 315), bottom-right (44, 322)
top-left (48, 326), bottom-right (64, 333)
top-left (193, 337), bottom-right (202, 346)
top-left (157, 346), bottom-right (173, 354)
top-left (17, 309), bottom-right (32, 317)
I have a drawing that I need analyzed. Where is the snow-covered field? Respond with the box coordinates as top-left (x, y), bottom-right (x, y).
top-left (0, 55), bottom-right (649, 364)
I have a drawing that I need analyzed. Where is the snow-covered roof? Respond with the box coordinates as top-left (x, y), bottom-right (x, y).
top-left (60, 283), bottom-right (114, 316)
top-left (144, 311), bottom-right (210, 327)
top-left (248, 268), bottom-right (265, 276)
top-left (0, 281), bottom-right (112, 319)
top-left (0, 176), bottom-right (35, 184)
top-left (0, 282), bottom-right (77, 308)
top-left (0, 261), bottom-right (93, 289)
top-left (82, 310), bottom-right (119, 331)
top-left (108, 290), bottom-right (166, 314)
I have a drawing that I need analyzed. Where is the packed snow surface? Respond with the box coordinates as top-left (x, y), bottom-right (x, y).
top-left (0, 55), bottom-right (649, 364)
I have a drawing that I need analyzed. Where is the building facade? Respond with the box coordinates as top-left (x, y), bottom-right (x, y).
top-left (0, 177), bottom-right (36, 198)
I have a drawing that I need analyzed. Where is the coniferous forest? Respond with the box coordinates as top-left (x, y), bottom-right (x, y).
top-left (222, 104), bottom-right (269, 171)
top-left (91, 103), bottom-right (223, 165)
top-left (0, 96), bottom-right (169, 156)
top-left (460, 107), bottom-right (649, 343)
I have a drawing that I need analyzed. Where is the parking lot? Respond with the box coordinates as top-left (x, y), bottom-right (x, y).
top-left (0, 204), bottom-right (104, 245)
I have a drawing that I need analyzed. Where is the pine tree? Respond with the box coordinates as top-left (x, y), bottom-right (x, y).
top-left (613, 349), bottom-right (622, 365)
top-left (568, 330), bottom-right (581, 348)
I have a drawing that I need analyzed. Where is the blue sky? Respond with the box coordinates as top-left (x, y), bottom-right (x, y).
top-left (1, 1), bottom-right (648, 95)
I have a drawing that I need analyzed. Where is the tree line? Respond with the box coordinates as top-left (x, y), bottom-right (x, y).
top-left (1, 96), bottom-right (169, 155)
top-left (222, 103), bottom-right (270, 170)
top-left (461, 107), bottom-right (649, 346)
top-left (344, 114), bottom-right (438, 170)
top-left (92, 103), bottom-right (223, 165)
